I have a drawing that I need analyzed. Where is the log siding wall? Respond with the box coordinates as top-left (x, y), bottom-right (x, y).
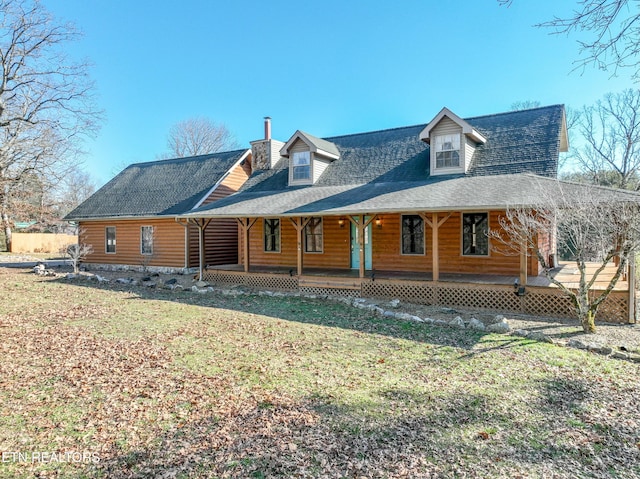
top-left (80, 218), bottom-right (187, 268)
top-left (79, 158), bottom-right (252, 269)
top-left (239, 211), bottom-right (542, 277)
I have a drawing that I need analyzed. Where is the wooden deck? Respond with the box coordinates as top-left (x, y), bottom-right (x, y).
top-left (208, 261), bottom-right (630, 291)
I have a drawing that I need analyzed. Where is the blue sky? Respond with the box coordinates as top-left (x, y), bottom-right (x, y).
top-left (45, 0), bottom-right (636, 186)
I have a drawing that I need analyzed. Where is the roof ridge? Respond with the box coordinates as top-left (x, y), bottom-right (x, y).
top-left (322, 123), bottom-right (425, 142)
top-left (465, 104), bottom-right (564, 122)
top-left (126, 148), bottom-right (248, 169)
top-left (319, 104), bottom-right (564, 142)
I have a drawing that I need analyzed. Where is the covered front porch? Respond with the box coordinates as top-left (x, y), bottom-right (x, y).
top-left (202, 262), bottom-right (635, 324)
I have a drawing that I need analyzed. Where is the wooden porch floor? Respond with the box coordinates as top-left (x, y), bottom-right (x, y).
top-left (208, 262), bottom-right (630, 291)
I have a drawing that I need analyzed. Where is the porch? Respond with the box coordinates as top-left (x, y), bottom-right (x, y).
top-left (203, 262), bottom-right (635, 324)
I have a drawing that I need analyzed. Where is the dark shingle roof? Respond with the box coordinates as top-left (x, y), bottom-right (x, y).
top-left (183, 173), bottom-right (640, 218)
top-left (186, 105), bottom-right (566, 218)
top-left (236, 105), bottom-right (564, 196)
top-left (65, 149), bottom-right (248, 220)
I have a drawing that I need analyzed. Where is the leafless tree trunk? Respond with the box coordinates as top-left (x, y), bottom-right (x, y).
top-left (161, 117), bottom-right (239, 159)
top-left (490, 180), bottom-right (640, 333)
top-left (0, 0), bottom-right (101, 250)
top-left (64, 234), bottom-right (93, 274)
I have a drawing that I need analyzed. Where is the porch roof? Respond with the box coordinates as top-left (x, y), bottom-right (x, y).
top-left (181, 173), bottom-right (640, 219)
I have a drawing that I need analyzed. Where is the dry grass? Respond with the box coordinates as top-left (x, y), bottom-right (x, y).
top-left (0, 267), bottom-right (639, 478)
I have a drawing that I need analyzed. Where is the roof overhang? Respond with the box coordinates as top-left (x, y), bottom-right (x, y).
top-left (178, 174), bottom-right (637, 220)
top-left (191, 149), bottom-right (251, 210)
top-left (419, 107), bottom-right (487, 145)
top-left (67, 214), bottom-right (184, 222)
top-left (279, 130), bottom-right (340, 159)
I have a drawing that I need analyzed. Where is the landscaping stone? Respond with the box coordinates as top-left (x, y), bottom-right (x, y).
top-left (383, 310), bottom-right (396, 318)
top-left (32, 263), bottom-right (45, 274)
top-left (395, 312), bottom-right (416, 321)
top-left (611, 351), bottom-right (629, 360)
top-left (165, 278), bottom-right (178, 285)
top-left (194, 280), bottom-right (209, 288)
top-left (388, 299), bottom-right (401, 308)
top-left (468, 318), bottom-right (486, 331)
top-left (487, 319), bottom-right (510, 333)
top-left (527, 332), bottom-right (553, 343)
top-left (568, 339), bottom-right (587, 349)
top-left (449, 316), bottom-right (465, 328)
top-left (511, 329), bottom-right (529, 337)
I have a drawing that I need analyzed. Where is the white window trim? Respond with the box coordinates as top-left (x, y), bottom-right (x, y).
top-left (289, 151), bottom-right (313, 185)
top-left (461, 212), bottom-right (491, 257)
top-left (105, 226), bottom-right (116, 254)
top-left (430, 133), bottom-right (464, 176)
top-left (400, 214), bottom-right (426, 256)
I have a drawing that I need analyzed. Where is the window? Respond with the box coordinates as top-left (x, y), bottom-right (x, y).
top-left (462, 213), bottom-right (489, 256)
top-left (141, 226), bottom-right (154, 255)
top-left (402, 215), bottom-right (425, 255)
top-left (105, 227), bottom-right (116, 253)
top-left (264, 218), bottom-right (280, 252)
top-left (304, 217), bottom-right (323, 252)
top-left (434, 134), bottom-right (461, 168)
top-left (292, 151), bottom-right (311, 181)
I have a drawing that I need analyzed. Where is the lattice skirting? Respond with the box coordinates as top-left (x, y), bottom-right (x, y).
top-left (363, 280), bottom-right (631, 324)
top-left (299, 287), bottom-right (361, 298)
top-left (203, 270), bottom-right (298, 291)
top-left (202, 270), bottom-right (632, 324)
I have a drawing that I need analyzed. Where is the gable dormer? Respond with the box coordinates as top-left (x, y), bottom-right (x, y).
top-left (419, 107), bottom-right (487, 176)
top-left (280, 131), bottom-right (340, 186)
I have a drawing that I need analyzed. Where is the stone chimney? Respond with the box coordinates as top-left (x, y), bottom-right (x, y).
top-left (250, 117), bottom-right (284, 170)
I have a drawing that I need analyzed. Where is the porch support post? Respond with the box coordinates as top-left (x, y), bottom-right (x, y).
top-left (237, 218), bottom-right (257, 273)
top-left (289, 217), bottom-right (312, 276)
top-left (519, 237), bottom-right (528, 287)
top-left (629, 251), bottom-right (636, 323)
top-left (196, 218), bottom-right (212, 281)
top-left (421, 212), bottom-right (450, 282)
top-left (175, 218), bottom-right (191, 269)
top-left (348, 215), bottom-right (376, 279)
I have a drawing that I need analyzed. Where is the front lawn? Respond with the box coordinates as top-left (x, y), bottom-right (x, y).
top-left (0, 269), bottom-right (638, 478)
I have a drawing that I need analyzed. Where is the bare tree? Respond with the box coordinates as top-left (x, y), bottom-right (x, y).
top-left (571, 89), bottom-right (640, 190)
top-left (499, 0), bottom-right (640, 78)
top-left (0, 0), bottom-right (101, 251)
top-left (63, 228), bottom-right (94, 273)
top-left (54, 170), bottom-right (97, 217)
top-left (490, 180), bottom-right (640, 333)
top-left (510, 100), bottom-right (541, 111)
top-left (162, 117), bottom-right (239, 159)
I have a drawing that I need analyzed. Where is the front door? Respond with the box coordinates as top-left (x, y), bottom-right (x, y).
top-left (350, 217), bottom-right (372, 270)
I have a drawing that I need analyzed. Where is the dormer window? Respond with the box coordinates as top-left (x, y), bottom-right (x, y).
top-left (434, 134), bottom-right (460, 168)
top-left (281, 131), bottom-right (340, 186)
top-left (292, 151), bottom-right (311, 181)
top-left (420, 107), bottom-right (487, 176)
